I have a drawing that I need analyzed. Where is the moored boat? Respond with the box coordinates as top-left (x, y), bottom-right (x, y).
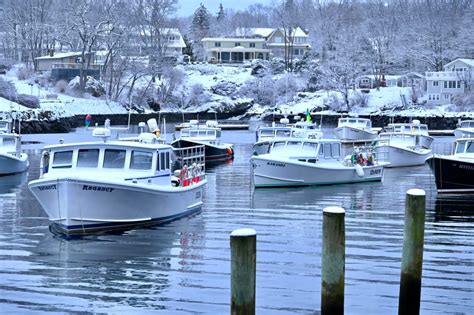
top-left (374, 133), bottom-right (432, 167)
top-left (383, 120), bottom-right (433, 149)
top-left (426, 137), bottom-right (474, 194)
top-left (334, 117), bottom-right (378, 141)
top-left (251, 138), bottom-right (388, 188)
top-left (454, 120), bottom-right (474, 139)
top-left (28, 128), bottom-right (206, 236)
top-left (0, 119), bottom-right (29, 175)
top-left (171, 120), bottom-right (234, 162)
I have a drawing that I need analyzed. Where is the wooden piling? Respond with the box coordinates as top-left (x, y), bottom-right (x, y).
top-left (399, 188), bottom-right (426, 315)
top-left (231, 228), bottom-right (256, 315)
top-left (321, 207), bottom-right (345, 315)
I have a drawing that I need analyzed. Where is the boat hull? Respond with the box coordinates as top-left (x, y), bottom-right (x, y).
top-left (426, 156), bottom-right (474, 194)
top-left (251, 156), bottom-right (385, 188)
top-left (28, 177), bottom-right (206, 235)
top-left (375, 145), bottom-right (432, 167)
top-left (172, 139), bottom-right (233, 161)
top-left (334, 126), bottom-right (377, 141)
top-left (0, 153), bottom-right (29, 175)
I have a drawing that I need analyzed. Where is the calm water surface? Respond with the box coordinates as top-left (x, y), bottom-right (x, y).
top-left (0, 123), bottom-right (472, 314)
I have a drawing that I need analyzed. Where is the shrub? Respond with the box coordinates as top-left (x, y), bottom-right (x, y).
top-left (55, 80), bottom-right (69, 93)
top-left (17, 67), bottom-right (33, 80)
top-left (350, 91), bottom-right (369, 108)
top-left (0, 77), bottom-right (17, 100)
top-left (17, 94), bottom-right (40, 109)
top-left (269, 58), bottom-right (285, 74)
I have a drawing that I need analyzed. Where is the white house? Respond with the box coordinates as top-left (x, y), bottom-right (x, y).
top-left (356, 74), bottom-right (400, 89)
top-left (201, 26), bottom-right (311, 63)
top-left (425, 58), bottom-right (473, 105)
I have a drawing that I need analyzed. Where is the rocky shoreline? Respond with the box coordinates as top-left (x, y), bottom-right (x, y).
top-left (18, 111), bottom-right (468, 134)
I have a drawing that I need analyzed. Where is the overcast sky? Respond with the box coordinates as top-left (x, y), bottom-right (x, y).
top-left (176, 0), bottom-right (273, 17)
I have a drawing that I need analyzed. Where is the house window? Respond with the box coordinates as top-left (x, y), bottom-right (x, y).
top-left (235, 42), bottom-right (241, 47)
top-left (433, 81), bottom-right (438, 86)
top-left (215, 42), bottom-right (221, 47)
top-left (444, 81), bottom-right (447, 88)
top-left (250, 42), bottom-right (255, 48)
top-left (428, 95), bottom-right (432, 100)
top-left (444, 94), bottom-right (450, 100)
top-left (274, 36), bottom-right (283, 43)
top-left (436, 94), bottom-right (440, 100)
top-left (457, 81), bottom-right (461, 88)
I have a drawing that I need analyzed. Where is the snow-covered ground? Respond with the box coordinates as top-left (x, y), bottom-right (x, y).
top-left (1, 64), bottom-right (472, 120)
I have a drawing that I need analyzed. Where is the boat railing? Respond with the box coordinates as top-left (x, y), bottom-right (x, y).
top-left (173, 145), bottom-right (206, 186)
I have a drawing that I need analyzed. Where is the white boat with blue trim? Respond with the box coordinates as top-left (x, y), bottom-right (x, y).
top-left (383, 120), bottom-right (434, 149)
top-left (0, 119), bottom-right (29, 175)
top-left (374, 132), bottom-right (432, 167)
top-left (334, 117), bottom-right (378, 141)
top-left (251, 138), bottom-right (387, 188)
top-left (28, 128), bottom-right (206, 236)
top-left (454, 120), bottom-right (474, 139)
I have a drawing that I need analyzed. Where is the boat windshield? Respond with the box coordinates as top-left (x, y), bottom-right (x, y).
top-left (456, 141), bottom-right (466, 154)
top-left (0, 136), bottom-right (16, 146)
top-left (467, 141), bottom-right (474, 153)
top-left (276, 129), bottom-right (291, 137)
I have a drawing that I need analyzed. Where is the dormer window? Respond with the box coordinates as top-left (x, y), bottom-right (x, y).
top-left (215, 42), bottom-right (221, 47)
top-left (235, 42), bottom-right (241, 47)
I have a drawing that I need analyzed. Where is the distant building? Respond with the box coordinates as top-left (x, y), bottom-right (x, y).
top-left (34, 51), bottom-right (101, 82)
top-left (129, 28), bottom-right (186, 58)
top-left (356, 75), bottom-right (401, 89)
top-left (201, 26), bottom-right (311, 63)
top-left (425, 58), bottom-right (474, 105)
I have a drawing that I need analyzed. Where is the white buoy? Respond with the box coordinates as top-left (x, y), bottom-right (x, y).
top-left (355, 164), bottom-right (364, 177)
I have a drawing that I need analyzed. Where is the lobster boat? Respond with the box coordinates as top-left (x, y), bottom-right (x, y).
top-left (0, 119), bottom-right (29, 175)
top-left (28, 128), bottom-right (206, 236)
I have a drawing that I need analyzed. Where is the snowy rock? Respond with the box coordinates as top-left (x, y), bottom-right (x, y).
top-left (211, 81), bottom-right (239, 97)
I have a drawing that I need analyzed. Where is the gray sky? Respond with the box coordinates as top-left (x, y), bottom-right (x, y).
top-left (176, 0), bottom-right (272, 17)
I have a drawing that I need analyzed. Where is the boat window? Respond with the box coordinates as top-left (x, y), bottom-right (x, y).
top-left (130, 150), bottom-right (153, 170)
top-left (332, 144), bottom-right (341, 158)
top-left (190, 131), bottom-right (198, 137)
top-left (260, 129), bottom-right (274, 137)
top-left (302, 142), bottom-right (318, 153)
top-left (160, 152), bottom-right (166, 171)
top-left (181, 130), bottom-right (189, 137)
top-left (273, 141), bottom-right (286, 149)
top-left (77, 149), bottom-right (99, 167)
top-left (166, 152), bottom-right (170, 169)
top-left (276, 130), bottom-right (290, 137)
top-left (319, 144), bottom-right (324, 156)
top-left (349, 119), bottom-right (357, 124)
top-left (298, 159), bottom-right (306, 162)
top-left (466, 142), bottom-right (474, 153)
top-left (308, 159), bottom-right (317, 163)
top-left (456, 142), bottom-right (466, 154)
top-left (324, 143), bottom-right (332, 158)
top-left (103, 149), bottom-right (126, 168)
top-left (52, 151), bottom-right (73, 168)
top-left (216, 130), bottom-right (221, 138)
top-left (470, 122), bottom-right (474, 128)
top-left (2, 137), bottom-right (15, 146)
top-left (287, 141), bottom-right (301, 148)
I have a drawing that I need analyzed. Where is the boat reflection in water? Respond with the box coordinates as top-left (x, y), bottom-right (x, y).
top-left (0, 171), bottom-right (28, 194)
top-left (433, 196), bottom-right (474, 223)
top-left (31, 214), bottom-right (205, 312)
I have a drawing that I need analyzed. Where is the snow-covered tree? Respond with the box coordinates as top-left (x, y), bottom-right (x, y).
top-left (190, 3), bottom-right (211, 60)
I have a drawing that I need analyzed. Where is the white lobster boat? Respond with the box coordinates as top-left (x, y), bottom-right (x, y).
top-left (454, 120), bottom-right (474, 139)
top-left (251, 138), bottom-right (387, 188)
top-left (0, 120), bottom-right (29, 175)
top-left (334, 117), bottom-right (378, 141)
top-left (374, 133), bottom-right (432, 167)
top-left (383, 120), bottom-right (434, 149)
top-left (28, 128), bottom-right (206, 236)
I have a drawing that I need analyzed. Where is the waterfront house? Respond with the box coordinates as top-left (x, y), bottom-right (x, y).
top-left (425, 58), bottom-right (473, 105)
top-left (356, 74), bottom-right (400, 89)
top-left (397, 72), bottom-right (425, 89)
top-left (34, 51), bottom-right (101, 82)
top-left (201, 26), bottom-right (310, 63)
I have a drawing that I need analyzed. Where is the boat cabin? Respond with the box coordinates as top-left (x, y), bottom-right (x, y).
top-left (267, 139), bottom-right (342, 162)
top-left (0, 134), bottom-right (21, 156)
top-left (256, 127), bottom-right (292, 141)
top-left (338, 118), bottom-right (372, 131)
top-left (0, 120), bottom-right (11, 133)
top-left (458, 120), bottom-right (474, 129)
top-left (454, 138), bottom-right (474, 155)
top-left (385, 122), bottom-right (429, 136)
top-left (376, 133), bottom-right (422, 148)
top-left (41, 142), bottom-right (174, 185)
top-left (180, 127), bottom-right (221, 142)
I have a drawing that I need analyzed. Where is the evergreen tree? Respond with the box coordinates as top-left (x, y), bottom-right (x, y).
top-left (217, 3), bottom-right (225, 21)
top-left (190, 3), bottom-right (211, 60)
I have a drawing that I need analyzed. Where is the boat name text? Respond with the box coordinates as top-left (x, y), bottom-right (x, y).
top-left (267, 162), bottom-right (285, 167)
top-left (459, 164), bottom-right (474, 171)
top-left (38, 184), bottom-right (56, 191)
top-left (82, 185), bottom-right (115, 192)
top-left (370, 168), bottom-right (382, 175)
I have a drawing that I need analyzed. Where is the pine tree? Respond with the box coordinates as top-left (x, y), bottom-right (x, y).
top-left (190, 3), bottom-right (211, 60)
top-left (217, 3), bottom-right (225, 21)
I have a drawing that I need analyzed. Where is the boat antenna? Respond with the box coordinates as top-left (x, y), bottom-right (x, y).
top-left (162, 116), bottom-right (167, 141)
top-left (126, 104), bottom-right (132, 131)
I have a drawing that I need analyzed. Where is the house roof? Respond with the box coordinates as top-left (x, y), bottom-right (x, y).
top-left (444, 58), bottom-right (474, 68)
top-left (235, 28), bottom-right (274, 38)
top-left (35, 52), bottom-right (82, 60)
top-left (357, 74), bottom-right (401, 80)
top-left (202, 37), bottom-right (266, 42)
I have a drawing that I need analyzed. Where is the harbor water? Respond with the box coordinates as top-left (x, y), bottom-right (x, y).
top-left (0, 123), bottom-right (472, 314)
